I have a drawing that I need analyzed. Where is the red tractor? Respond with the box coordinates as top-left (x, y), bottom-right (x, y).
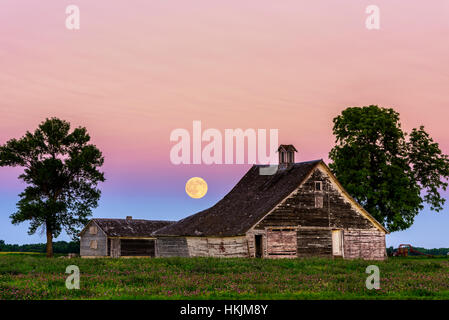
top-left (394, 244), bottom-right (433, 257)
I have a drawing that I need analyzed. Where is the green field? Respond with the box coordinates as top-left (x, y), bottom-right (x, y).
top-left (0, 254), bottom-right (448, 300)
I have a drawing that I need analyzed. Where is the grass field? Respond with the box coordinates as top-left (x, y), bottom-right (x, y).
top-left (0, 253), bottom-right (448, 300)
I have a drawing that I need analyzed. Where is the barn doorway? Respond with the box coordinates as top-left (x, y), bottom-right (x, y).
top-left (332, 230), bottom-right (343, 257)
top-left (120, 239), bottom-right (155, 257)
top-left (255, 235), bottom-right (263, 258)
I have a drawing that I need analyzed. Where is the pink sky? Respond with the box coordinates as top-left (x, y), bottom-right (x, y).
top-left (0, 1), bottom-right (449, 246)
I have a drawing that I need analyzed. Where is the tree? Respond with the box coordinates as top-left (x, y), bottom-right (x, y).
top-left (329, 105), bottom-right (449, 232)
top-left (0, 118), bottom-right (105, 257)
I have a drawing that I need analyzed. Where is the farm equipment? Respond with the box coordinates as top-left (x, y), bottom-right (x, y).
top-left (394, 244), bottom-right (433, 257)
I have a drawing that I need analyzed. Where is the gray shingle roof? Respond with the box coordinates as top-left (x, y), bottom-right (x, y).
top-left (92, 218), bottom-right (176, 237)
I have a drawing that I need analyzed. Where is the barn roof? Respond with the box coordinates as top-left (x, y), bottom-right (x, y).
top-left (90, 218), bottom-right (176, 237)
top-left (154, 160), bottom-right (322, 237)
top-left (278, 144), bottom-right (298, 152)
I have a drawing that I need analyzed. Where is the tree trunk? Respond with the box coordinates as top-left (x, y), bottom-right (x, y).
top-left (46, 227), bottom-right (53, 258)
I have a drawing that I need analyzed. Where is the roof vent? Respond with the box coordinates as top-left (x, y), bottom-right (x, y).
top-left (126, 216), bottom-right (132, 220)
top-left (277, 144), bottom-right (297, 167)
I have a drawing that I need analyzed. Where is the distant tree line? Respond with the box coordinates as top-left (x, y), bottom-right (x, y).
top-left (0, 240), bottom-right (79, 254)
top-left (387, 246), bottom-right (449, 256)
top-left (413, 247), bottom-right (449, 256)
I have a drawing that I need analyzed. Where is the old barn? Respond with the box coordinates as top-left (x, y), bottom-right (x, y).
top-left (79, 218), bottom-right (175, 258)
top-left (80, 145), bottom-right (388, 260)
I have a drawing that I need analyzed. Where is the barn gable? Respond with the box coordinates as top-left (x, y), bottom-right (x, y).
top-left (79, 219), bottom-right (104, 237)
top-left (252, 163), bottom-right (388, 234)
top-left (79, 220), bottom-right (108, 257)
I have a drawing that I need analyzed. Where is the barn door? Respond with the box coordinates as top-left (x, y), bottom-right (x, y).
top-left (111, 239), bottom-right (120, 258)
top-left (332, 230), bottom-right (343, 256)
top-left (255, 235), bottom-right (263, 258)
top-left (266, 228), bottom-right (297, 258)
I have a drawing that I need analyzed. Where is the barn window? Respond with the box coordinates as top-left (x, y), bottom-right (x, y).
top-left (90, 240), bottom-right (97, 249)
top-left (315, 195), bottom-right (323, 208)
top-left (89, 225), bottom-right (97, 235)
top-left (315, 181), bottom-right (322, 191)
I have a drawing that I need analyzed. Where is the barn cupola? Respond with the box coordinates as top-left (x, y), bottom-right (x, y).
top-left (278, 144), bottom-right (298, 168)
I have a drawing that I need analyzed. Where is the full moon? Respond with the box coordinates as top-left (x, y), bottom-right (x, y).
top-left (185, 177), bottom-right (208, 199)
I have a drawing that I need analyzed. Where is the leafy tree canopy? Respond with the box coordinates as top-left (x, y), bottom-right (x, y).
top-left (0, 118), bottom-right (105, 257)
top-left (329, 105), bottom-right (449, 232)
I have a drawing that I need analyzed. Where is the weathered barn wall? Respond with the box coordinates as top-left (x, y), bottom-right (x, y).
top-left (80, 221), bottom-right (108, 257)
top-left (265, 228), bottom-right (297, 258)
top-left (186, 237), bottom-right (248, 257)
top-left (155, 237), bottom-right (189, 257)
top-left (297, 227), bottom-right (333, 257)
top-left (251, 165), bottom-right (386, 260)
top-left (344, 229), bottom-right (386, 260)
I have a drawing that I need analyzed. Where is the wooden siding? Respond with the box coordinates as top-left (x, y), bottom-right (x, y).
top-left (266, 229), bottom-right (297, 258)
top-left (186, 237), bottom-right (248, 257)
top-left (80, 221), bottom-right (108, 257)
top-left (344, 229), bottom-right (386, 260)
top-left (155, 237), bottom-right (189, 257)
top-left (297, 228), bottom-right (333, 257)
